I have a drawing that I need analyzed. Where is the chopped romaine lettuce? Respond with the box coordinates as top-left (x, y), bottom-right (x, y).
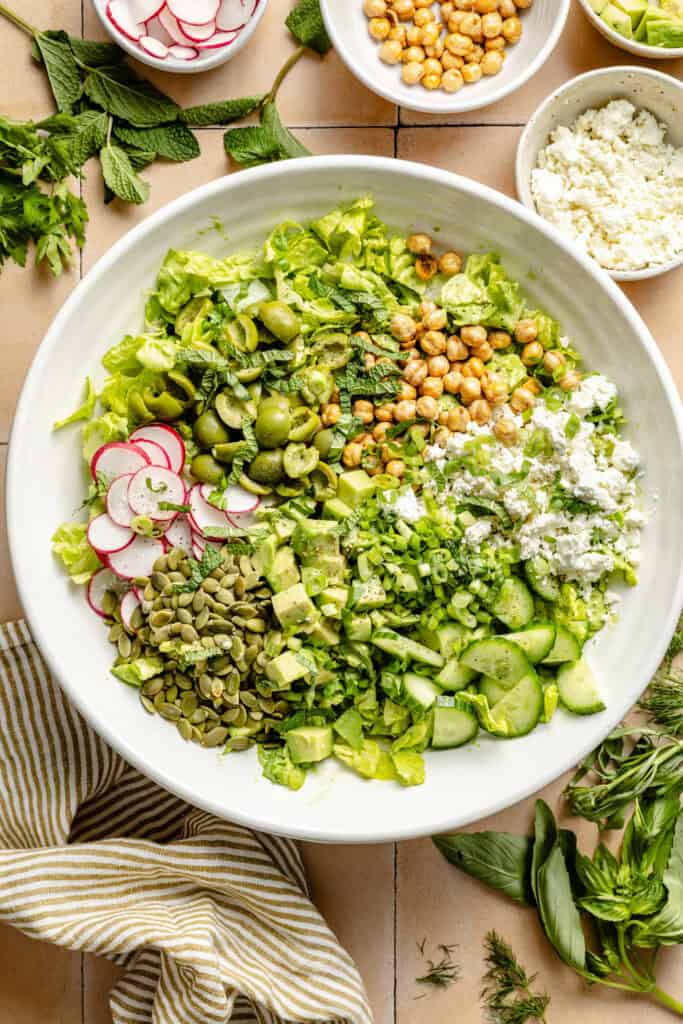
top-left (53, 377), bottom-right (96, 431)
top-left (51, 522), bottom-right (102, 584)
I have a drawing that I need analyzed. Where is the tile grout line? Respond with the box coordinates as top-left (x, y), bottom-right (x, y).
top-left (200, 122), bottom-right (524, 131)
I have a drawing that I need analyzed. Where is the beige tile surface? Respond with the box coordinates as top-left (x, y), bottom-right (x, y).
top-left (0, 924), bottom-right (81, 1024)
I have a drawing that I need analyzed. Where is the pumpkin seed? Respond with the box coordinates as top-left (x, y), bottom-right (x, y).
top-left (177, 719), bottom-right (192, 741)
top-left (159, 702), bottom-right (181, 721)
top-left (142, 676), bottom-right (164, 697)
top-left (140, 695), bottom-right (156, 714)
top-left (202, 726), bottom-right (228, 748)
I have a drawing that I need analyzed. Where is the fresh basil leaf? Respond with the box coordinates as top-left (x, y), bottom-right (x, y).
top-left (100, 144), bottom-right (150, 205)
top-left (433, 832), bottom-right (533, 906)
top-left (531, 799), bottom-right (557, 904)
top-left (536, 843), bottom-right (586, 972)
top-left (633, 811), bottom-right (683, 948)
top-left (181, 95), bottom-right (265, 126)
top-left (114, 123), bottom-right (200, 162)
top-left (69, 36), bottom-right (125, 67)
top-left (84, 65), bottom-right (178, 127)
top-left (286, 0), bottom-right (332, 54)
top-left (261, 101), bottom-right (310, 160)
top-left (34, 30), bottom-right (82, 113)
top-left (224, 124), bottom-right (282, 167)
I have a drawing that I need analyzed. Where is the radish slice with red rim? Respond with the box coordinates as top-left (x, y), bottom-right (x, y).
top-left (108, 535), bottom-right (166, 579)
top-left (87, 568), bottom-right (120, 618)
top-left (128, 466), bottom-right (186, 522)
top-left (106, 473), bottom-right (135, 528)
top-left (132, 438), bottom-right (171, 469)
top-left (168, 0), bottom-right (219, 24)
top-left (145, 14), bottom-right (173, 43)
top-left (168, 43), bottom-right (199, 58)
top-left (226, 509), bottom-right (259, 531)
top-left (120, 590), bottom-right (141, 633)
top-left (157, 6), bottom-right (191, 44)
top-left (140, 34), bottom-right (169, 58)
top-left (195, 29), bottom-right (239, 47)
top-left (216, 0), bottom-right (247, 31)
top-left (200, 482), bottom-right (259, 514)
top-left (91, 441), bottom-right (151, 483)
top-left (178, 18), bottom-right (216, 40)
top-left (165, 514), bottom-right (194, 555)
top-left (192, 532), bottom-right (207, 559)
top-left (188, 483), bottom-right (231, 540)
top-left (129, 423), bottom-right (185, 474)
top-left (107, 1), bottom-right (145, 40)
top-left (88, 514), bottom-right (134, 555)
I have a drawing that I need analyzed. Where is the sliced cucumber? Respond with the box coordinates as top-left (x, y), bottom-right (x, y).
top-left (491, 577), bottom-right (535, 630)
top-left (432, 704), bottom-right (479, 749)
top-left (460, 637), bottom-right (531, 686)
top-left (524, 556), bottom-right (561, 602)
top-left (542, 624), bottom-right (581, 665)
top-left (436, 657), bottom-right (478, 692)
top-left (479, 672), bottom-right (543, 738)
top-left (504, 623), bottom-right (556, 664)
top-left (557, 658), bottom-right (605, 715)
top-left (372, 629), bottom-right (445, 669)
top-left (403, 672), bottom-right (442, 712)
top-left (479, 676), bottom-right (508, 706)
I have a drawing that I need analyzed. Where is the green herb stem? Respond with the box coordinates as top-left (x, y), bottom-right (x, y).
top-left (0, 2), bottom-right (37, 36)
top-left (652, 987), bottom-right (683, 1017)
top-left (268, 45), bottom-right (306, 102)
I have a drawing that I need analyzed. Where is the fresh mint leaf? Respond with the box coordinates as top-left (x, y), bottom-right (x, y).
top-left (100, 144), bottom-right (150, 205)
top-left (84, 65), bottom-right (178, 127)
top-left (114, 122), bottom-right (200, 162)
top-left (181, 95), bottom-right (265, 126)
top-left (173, 544), bottom-right (223, 593)
top-left (224, 123), bottom-right (282, 167)
top-left (261, 101), bottom-right (310, 160)
top-left (33, 30), bottom-right (82, 112)
top-left (433, 832), bottom-right (533, 906)
top-left (50, 110), bottom-right (109, 168)
top-left (125, 147), bottom-right (157, 171)
top-left (68, 36), bottom-right (124, 67)
top-left (286, 0), bottom-right (332, 54)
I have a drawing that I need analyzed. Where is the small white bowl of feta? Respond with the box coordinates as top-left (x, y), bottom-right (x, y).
top-left (515, 66), bottom-right (683, 281)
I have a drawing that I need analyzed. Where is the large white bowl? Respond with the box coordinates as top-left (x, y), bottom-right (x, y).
top-left (8, 157), bottom-right (683, 843)
top-left (320, 0), bottom-right (569, 115)
top-left (515, 67), bottom-right (683, 282)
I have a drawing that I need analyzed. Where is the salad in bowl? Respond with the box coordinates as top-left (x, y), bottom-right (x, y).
top-left (52, 197), bottom-right (645, 792)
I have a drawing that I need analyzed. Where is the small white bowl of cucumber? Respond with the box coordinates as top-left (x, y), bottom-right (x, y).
top-left (577, 0), bottom-right (683, 58)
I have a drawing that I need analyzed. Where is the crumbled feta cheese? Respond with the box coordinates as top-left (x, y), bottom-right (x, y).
top-left (383, 486), bottom-right (425, 523)
top-left (530, 100), bottom-right (683, 272)
top-left (570, 375), bottom-right (617, 415)
top-left (464, 520), bottom-right (492, 548)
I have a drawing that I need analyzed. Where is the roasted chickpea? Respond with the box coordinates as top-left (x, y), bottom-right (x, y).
top-left (444, 370), bottom-right (463, 394)
top-left (521, 341), bottom-right (544, 366)
top-left (397, 381), bottom-right (418, 401)
top-left (416, 395), bottom-right (440, 420)
top-left (373, 422), bottom-right (392, 442)
top-left (493, 417), bottom-right (518, 444)
top-left (499, 0), bottom-right (517, 15)
top-left (509, 386), bottom-right (535, 412)
top-left (419, 298), bottom-right (437, 319)
top-left (379, 38), bottom-right (404, 63)
top-left (363, 353), bottom-right (377, 372)
top-left (415, 254), bottom-right (439, 280)
top-left (460, 11), bottom-right (482, 36)
top-left (420, 376), bottom-right (445, 398)
top-left (403, 360), bottom-right (429, 387)
top-left (423, 307), bottom-right (448, 331)
top-left (515, 0), bottom-right (533, 7)
top-left (488, 329), bottom-right (512, 350)
top-left (469, 398), bottom-right (492, 424)
top-left (448, 10), bottom-right (466, 31)
top-left (388, 24), bottom-right (408, 43)
top-left (393, 0), bottom-right (416, 17)
top-left (470, 340), bottom-right (494, 362)
top-left (469, 43), bottom-right (485, 62)
top-left (481, 48), bottom-right (504, 74)
top-left (460, 324), bottom-right (488, 347)
top-left (439, 250), bottom-right (463, 275)
top-left (414, 6), bottom-right (436, 24)
top-left (421, 330), bottom-right (447, 355)
top-left (364, 0), bottom-right (387, 13)
top-left (368, 17), bottom-right (391, 39)
top-left (485, 34), bottom-right (506, 49)
top-left (403, 44), bottom-right (426, 62)
top-left (462, 62), bottom-right (483, 82)
top-left (407, 232), bottom-right (432, 255)
top-left (514, 318), bottom-right (538, 344)
top-left (395, 399), bottom-right (418, 421)
top-left (524, 378), bottom-right (542, 396)
top-left (481, 372), bottom-right (508, 405)
top-left (543, 350), bottom-right (566, 374)
top-left (375, 402), bottom-right (397, 422)
top-left (423, 72), bottom-right (443, 89)
top-left (442, 51), bottom-right (465, 70)
top-left (427, 354), bottom-right (450, 377)
top-left (460, 377), bottom-right (482, 404)
top-left (445, 31), bottom-right (473, 55)
top-left (447, 336), bottom-right (469, 361)
top-left (447, 406), bottom-right (471, 431)
top-left (406, 23), bottom-right (422, 44)
top-left (386, 459), bottom-right (406, 478)
top-left (353, 399), bottom-right (375, 424)
top-left (402, 60), bottom-right (425, 84)
top-left (342, 443), bottom-right (363, 468)
top-left (502, 15), bottom-right (522, 42)
top-left (391, 313), bottom-right (417, 342)
top-left (321, 403), bottom-right (341, 426)
top-left (419, 21), bottom-right (441, 45)
top-left (462, 356), bottom-right (486, 378)
top-left (426, 39), bottom-right (446, 58)
top-left (433, 426), bottom-right (452, 447)
top-left (441, 1), bottom-right (455, 17)
top-left (481, 11), bottom-right (503, 36)
top-left (560, 371), bottom-right (582, 392)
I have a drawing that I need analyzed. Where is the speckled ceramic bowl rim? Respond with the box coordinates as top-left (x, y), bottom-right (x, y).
top-left (515, 66), bottom-right (683, 282)
top-left (576, 0), bottom-right (683, 59)
top-left (91, 0), bottom-right (268, 75)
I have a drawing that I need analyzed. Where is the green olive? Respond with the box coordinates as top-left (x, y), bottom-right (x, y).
top-left (225, 314), bottom-right (258, 352)
top-left (215, 392), bottom-right (257, 430)
top-left (212, 440), bottom-right (247, 464)
top-left (313, 428), bottom-right (335, 459)
top-left (239, 473), bottom-right (272, 496)
top-left (191, 453), bottom-right (225, 485)
top-left (194, 410), bottom-right (229, 449)
top-left (283, 442), bottom-right (319, 479)
top-left (259, 301), bottom-right (301, 343)
top-left (249, 449), bottom-right (285, 485)
top-left (128, 389), bottom-right (154, 424)
top-left (260, 393), bottom-right (290, 414)
top-left (142, 388), bottom-right (185, 421)
top-left (288, 407), bottom-right (321, 443)
top-left (311, 462), bottom-right (338, 500)
top-left (254, 405), bottom-right (292, 449)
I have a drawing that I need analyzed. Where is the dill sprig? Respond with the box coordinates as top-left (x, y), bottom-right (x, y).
top-left (415, 939), bottom-right (461, 993)
top-left (640, 672), bottom-right (683, 736)
top-left (482, 931), bottom-right (549, 1024)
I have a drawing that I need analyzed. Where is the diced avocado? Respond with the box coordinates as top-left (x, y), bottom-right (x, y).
top-left (293, 519), bottom-right (340, 560)
top-left (301, 565), bottom-right (328, 595)
top-left (645, 13), bottom-right (683, 47)
top-left (613, 0), bottom-right (647, 26)
top-left (307, 618), bottom-right (341, 646)
top-left (337, 469), bottom-right (375, 509)
top-left (315, 553), bottom-right (346, 584)
top-left (272, 583), bottom-right (317, 628)
top-left (322, 497), bottom-right (353, 520)
top-left (266, 650), bottom-right (310, 687)
top-left (345, 615), bottom-right (373, 642)
top-left (286, 726), bottom-right (334, 764)
top-left (436, 657), bottom-right (477, 692)
top-left (351, 576), bottom-right (387, 611)
top-left (266, 546), bottom-right (300, 593)
top-left (396, 571), bottom-right (419, 595)
top-left (252, 533), bottom-right (279, 576)
top-left (371, 628), bottom-right (445, 669)
top-left (273, 517), bottom-right (295, 542)
top-left (602, 2), bottom-right (633, 36)
top-left (489, 352), bottom-right (527, 391)
top-left (317, 585), bottom-right (349, 617)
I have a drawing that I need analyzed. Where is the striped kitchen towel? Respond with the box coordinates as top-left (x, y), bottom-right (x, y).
top-left (0, 620), bottom-right (372, 1024)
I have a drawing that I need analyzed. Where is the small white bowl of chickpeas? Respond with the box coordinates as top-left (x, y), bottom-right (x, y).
top-left (320, 0), bottom-right (570, 114)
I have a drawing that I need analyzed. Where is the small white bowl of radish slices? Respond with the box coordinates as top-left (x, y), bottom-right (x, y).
top-left (93, 0), bottom-right (267, 72)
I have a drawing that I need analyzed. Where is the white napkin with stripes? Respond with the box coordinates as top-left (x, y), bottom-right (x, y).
top-left (0, 620), bottom-right (372, 1024)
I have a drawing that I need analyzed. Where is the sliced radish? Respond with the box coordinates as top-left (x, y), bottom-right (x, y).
top-left (107, 473), bottom-right (135, 528)
top-left (168, 43), bottom-right (199, 59)
top-left (87, 568), bottom-right (120, 618)
top-left (188, 483), bottom-right (231, 540)
top-left (178, 18), bottom-right (216, 40)
top-left (133, 438), bottom-right (171, 469)
top-left (120, 590), bottom-right (142, 633)
top-left (129, 0), bottom-right (165, 19)
top-left (108, 535), bottom-right (165, 580)
top-left (165, 515), bottom-right (194, 555)
top-left (145, 14), bottom-right (174, 44)
top-left (195, 29), bottom-right (238, 48)
top-left (130, 424), bottom-right (185, 474)
top-left (140, 34), bottom-right (169, 58)
top-left (200, 482), bottom-right (259, 514)
top-left (192, 532), bottom-right (207, 559)
top-left (226, 509), bottom-right (258, 531)
top-left (107, 1), bottom-right (145, 40)
top-left (128, 466), bottom-right (186, 522)
top-left (168, 0), bottom-right (219, 25)
top-left (88, 514), bottom-right (134, 555)
top-left (91, 441), bottom-right (151, 483)
top-left (216, 0), bottom-right (246, 31)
